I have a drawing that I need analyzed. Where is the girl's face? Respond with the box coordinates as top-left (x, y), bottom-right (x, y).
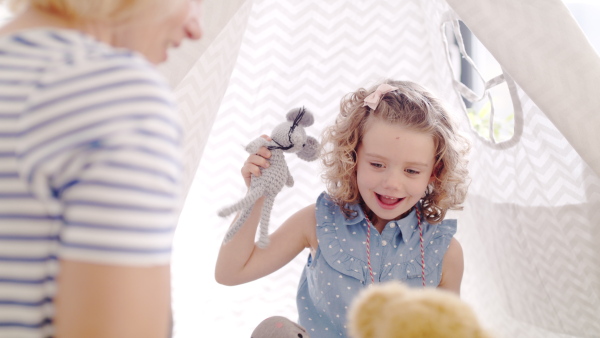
top-left (114, 0), bottom-right (203, 64)
top-left (356, 118), bottom-right (436, 227)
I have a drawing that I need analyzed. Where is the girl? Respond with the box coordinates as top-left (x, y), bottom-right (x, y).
top-left (215, 80), bottom-right (470, 337)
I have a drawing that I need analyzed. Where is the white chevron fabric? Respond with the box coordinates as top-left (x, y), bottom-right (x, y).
top-left (445, 0), bottom-right (600, 177)
top-left (170, 0), bottom-right (470, 337)
top-left (154, 1), bottom-right (255, 335)
top-left (165, 0), bottom-right (600, 337)
top-left (443, 0), bottom-right (600, 337)
top-left (460, 90), bottom-right (600, 337)
top-left (158, 0), bottom-right (253, 205)
top-left (158, 0), bottom-right (250, 90)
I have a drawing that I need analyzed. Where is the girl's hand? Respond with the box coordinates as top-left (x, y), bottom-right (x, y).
top-left (241, 135), bottom-right (272, 188)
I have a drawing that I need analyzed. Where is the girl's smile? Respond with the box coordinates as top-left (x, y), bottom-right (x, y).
top-left (375, 193), bottom-right (404, 209)
top-left (356, 118), bottom-right (436, 228)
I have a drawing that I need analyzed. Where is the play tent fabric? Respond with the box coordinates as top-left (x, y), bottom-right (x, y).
top-left (445, 0), bottom-right (600, 336)
top-left (160, 0), bottom-right (600, 337)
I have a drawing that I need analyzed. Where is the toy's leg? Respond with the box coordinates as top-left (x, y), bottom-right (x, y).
top-left (256, 194), bottom-right (275, 248)
top-left (223, 205), bottom-right (253, 243)
top-left (251, 316), bottom-right (310, 338)
top-left (218, 188), bottom-right (262, 217)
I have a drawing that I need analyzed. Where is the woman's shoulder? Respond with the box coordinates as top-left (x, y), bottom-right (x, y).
top-left (4, 28), bottom-right (166, 88)
top-left (65, 31), bottom-right (164, 83)
top-left (20, 29), bottom-right (176, 114)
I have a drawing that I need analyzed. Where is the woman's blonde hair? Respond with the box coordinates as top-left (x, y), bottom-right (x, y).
top-left (1, 0), bottom-right (181, 23)
top-left (321, 80), bottom-right (470, 224)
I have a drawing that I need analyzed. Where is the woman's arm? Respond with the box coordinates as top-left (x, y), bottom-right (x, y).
top-left (215, 139), bottom-right (317, 285)
top-left (437, 237), bottom-right (464, 295)
top-left (55, 260), bottom-right (171, 338)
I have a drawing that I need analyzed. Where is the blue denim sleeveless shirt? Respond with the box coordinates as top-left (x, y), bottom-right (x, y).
top-left (296, 192), bottom-right (457, 337)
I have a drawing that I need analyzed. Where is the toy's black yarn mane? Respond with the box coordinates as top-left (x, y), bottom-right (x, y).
top-left (268, 107), bottom-right (306, 151)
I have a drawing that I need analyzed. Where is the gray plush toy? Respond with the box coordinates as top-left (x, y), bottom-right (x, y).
top-left (251, 316), bottom-right (310, 338)
top-left (218, 107), bottom-right (319, 248)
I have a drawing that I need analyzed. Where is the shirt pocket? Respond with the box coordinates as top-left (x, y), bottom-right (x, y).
top-left (385, 259), bottom-right (442, 287)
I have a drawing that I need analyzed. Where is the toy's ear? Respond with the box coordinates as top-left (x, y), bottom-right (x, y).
top-left (348, 282), bottom-right (409, 338)
top-left (296, 136), bottom-right (319, 162)
top-left (286, 107), bottom-right (314, 127)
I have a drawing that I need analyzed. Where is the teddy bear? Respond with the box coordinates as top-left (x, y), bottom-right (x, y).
top-left (347, 281), bottom-right (492, 338)
top-left (218, 107), bottom-right (319, 248)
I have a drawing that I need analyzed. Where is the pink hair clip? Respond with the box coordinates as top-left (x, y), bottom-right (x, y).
top-left (363, 83), bottom-right (399, 110)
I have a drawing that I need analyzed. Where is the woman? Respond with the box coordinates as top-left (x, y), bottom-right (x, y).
top-left (0, 0), bottom-right (202, 337)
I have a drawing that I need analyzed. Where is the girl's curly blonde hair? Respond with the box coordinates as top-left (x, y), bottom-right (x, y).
top-left (321, 80), bottom-right (470, 224)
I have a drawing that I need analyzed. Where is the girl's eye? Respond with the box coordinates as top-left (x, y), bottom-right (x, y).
top-left (370, 162), bottom-right (384, 168)
top-left (406, 169), bottom-right (420, 175)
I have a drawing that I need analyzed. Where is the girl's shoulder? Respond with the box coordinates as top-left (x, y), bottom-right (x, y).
top-left (316, 191), bottom-right (334, 210)
top-left (430, 218), bottom-right (457, 237)
top-left (315, 191), bottom-right (358, 218)
top-left (316, 192), bottom-right (349, 225)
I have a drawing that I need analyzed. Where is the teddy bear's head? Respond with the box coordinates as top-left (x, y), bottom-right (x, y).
top-left (269, 107), bottom-right (319, 161)
top-left (348, 282), bottom-right (492, 338)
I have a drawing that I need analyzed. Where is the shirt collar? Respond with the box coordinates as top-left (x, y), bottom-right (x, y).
top-left (393, 207), bottom-right (419, 243)
top-left (344, 202), bottom-right (366, 226)
top-left (345, 202), bottom-right (420, 242)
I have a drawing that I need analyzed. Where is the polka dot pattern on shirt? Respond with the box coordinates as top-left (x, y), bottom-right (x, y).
top-left (296, 192), bottom-right (457, 338)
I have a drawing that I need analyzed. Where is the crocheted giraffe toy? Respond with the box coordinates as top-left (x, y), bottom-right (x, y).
top-left (218, 107), bottom-right (319, 247)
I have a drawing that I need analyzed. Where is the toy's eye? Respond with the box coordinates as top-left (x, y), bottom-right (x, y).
top-left (302, 143), bottom-right (306, 147)
top-left (298, 335), bottom-right (303, 338)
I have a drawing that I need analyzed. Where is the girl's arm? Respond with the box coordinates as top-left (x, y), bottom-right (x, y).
top-left (437, 237), bottom-right (464, 295)
top-left (215, 139), bottom-right (317, 286)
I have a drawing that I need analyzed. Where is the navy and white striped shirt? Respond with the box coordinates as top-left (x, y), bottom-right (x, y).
top-left (0, 28), bottom-right (183, 337)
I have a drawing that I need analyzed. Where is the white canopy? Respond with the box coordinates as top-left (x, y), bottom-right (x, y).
top-left (161, 1), bottom-right (600, 336)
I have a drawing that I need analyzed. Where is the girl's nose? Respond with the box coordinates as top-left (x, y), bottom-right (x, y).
top-left (382, 170), bottom-right (403, 191)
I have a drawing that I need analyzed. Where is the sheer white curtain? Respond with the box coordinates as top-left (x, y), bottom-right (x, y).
top-left (164, 0), bottom-right (600, 337)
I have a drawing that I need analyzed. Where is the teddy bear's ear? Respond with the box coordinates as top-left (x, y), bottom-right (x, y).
top-left (286, 107), bottom-right (314, 127)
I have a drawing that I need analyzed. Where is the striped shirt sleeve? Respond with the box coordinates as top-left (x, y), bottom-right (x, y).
top-left (16, 55), bottom-right (183, 266)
